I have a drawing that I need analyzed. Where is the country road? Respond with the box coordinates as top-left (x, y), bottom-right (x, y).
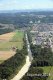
top-left (11, 56), bottom-right (31, 80)
top-left (11, 33), bottom-right (33, 80)
top-left (25, 33), bottom-right (33, 61)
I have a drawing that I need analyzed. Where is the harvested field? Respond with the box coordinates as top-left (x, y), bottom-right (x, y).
top-left (0, 30), bottom-right (24, 63)
top-left (0, 51), bottom-right (16, 60)
top-left (0, 31), bottom-right (24, 51)
top-left (0, 32), bottom-right (15, 41)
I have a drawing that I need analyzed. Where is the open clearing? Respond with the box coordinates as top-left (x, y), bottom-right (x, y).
top-left (0, 30), bottom-right (24, 63)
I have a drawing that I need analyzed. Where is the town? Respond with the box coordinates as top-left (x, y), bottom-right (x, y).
top-left (30, 23), bottom-right (53, 51)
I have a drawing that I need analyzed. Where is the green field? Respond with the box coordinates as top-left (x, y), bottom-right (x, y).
top-left (0, 30), bottom-right (24, 51)
top-left (39, 66), bottom-right (53, 80)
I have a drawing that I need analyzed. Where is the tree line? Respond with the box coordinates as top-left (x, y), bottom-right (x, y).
top-left (21, 31), bottom-right (53, 80)
top-left (31, 44), bottom-right (53, 67)
top-left (0, 33), bottom-right (28, 80)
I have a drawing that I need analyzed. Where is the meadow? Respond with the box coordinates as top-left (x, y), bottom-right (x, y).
top-left (0, 30), bottom-right (24, 63)
top-left (39, 66), bottom-right (53, 80)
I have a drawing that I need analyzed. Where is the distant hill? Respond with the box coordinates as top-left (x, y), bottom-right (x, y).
top-left (0, 11), bottom-right (53, 28)
top-left (0, 24), bottom-right (15, 35)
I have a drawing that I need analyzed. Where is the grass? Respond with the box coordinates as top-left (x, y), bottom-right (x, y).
top-left (0, 42), bottom-right (23, 50)
top-left (0, 30), bottom-right (24, 51)
top-left (47, 67), bottom-right (53, 80)
top-left (39, 66), bottom-right (51, 74)
top-left (39, 66), bottom-right (53, 80)
top-left (11, 30), bottom-right (24, 42)
top-left (0, 30), bottom-right (24, 63)
top-left (0, 60), bottom-right (4, 64)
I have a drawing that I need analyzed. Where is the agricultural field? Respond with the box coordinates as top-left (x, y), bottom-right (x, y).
top-left (0, 32), bottom-right (15, 41)
top-left (0, 30), bottom-right (24, 63)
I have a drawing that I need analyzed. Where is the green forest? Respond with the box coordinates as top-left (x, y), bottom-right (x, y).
top-left (0, 34), bottom-right (28, 80)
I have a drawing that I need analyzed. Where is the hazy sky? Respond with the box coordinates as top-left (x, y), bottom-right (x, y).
top-left (0, 0), bottom-right (53, 10)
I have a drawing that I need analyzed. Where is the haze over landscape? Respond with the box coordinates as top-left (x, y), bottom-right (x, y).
top-left (0, 0), bottom-right (53, 80)
top-left (0, 0), bottom-right (53, 11)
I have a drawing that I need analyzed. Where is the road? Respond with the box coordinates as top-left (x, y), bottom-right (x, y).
top-left (11, 33), bottom-right (33, 80)
top-left (11, 56), bottom-right (31, 80)
top-left (25, 33), bottom-right (33, 61)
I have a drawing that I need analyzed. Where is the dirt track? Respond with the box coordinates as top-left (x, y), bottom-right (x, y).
top-left (11, 56), bottom-right (31, 80)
